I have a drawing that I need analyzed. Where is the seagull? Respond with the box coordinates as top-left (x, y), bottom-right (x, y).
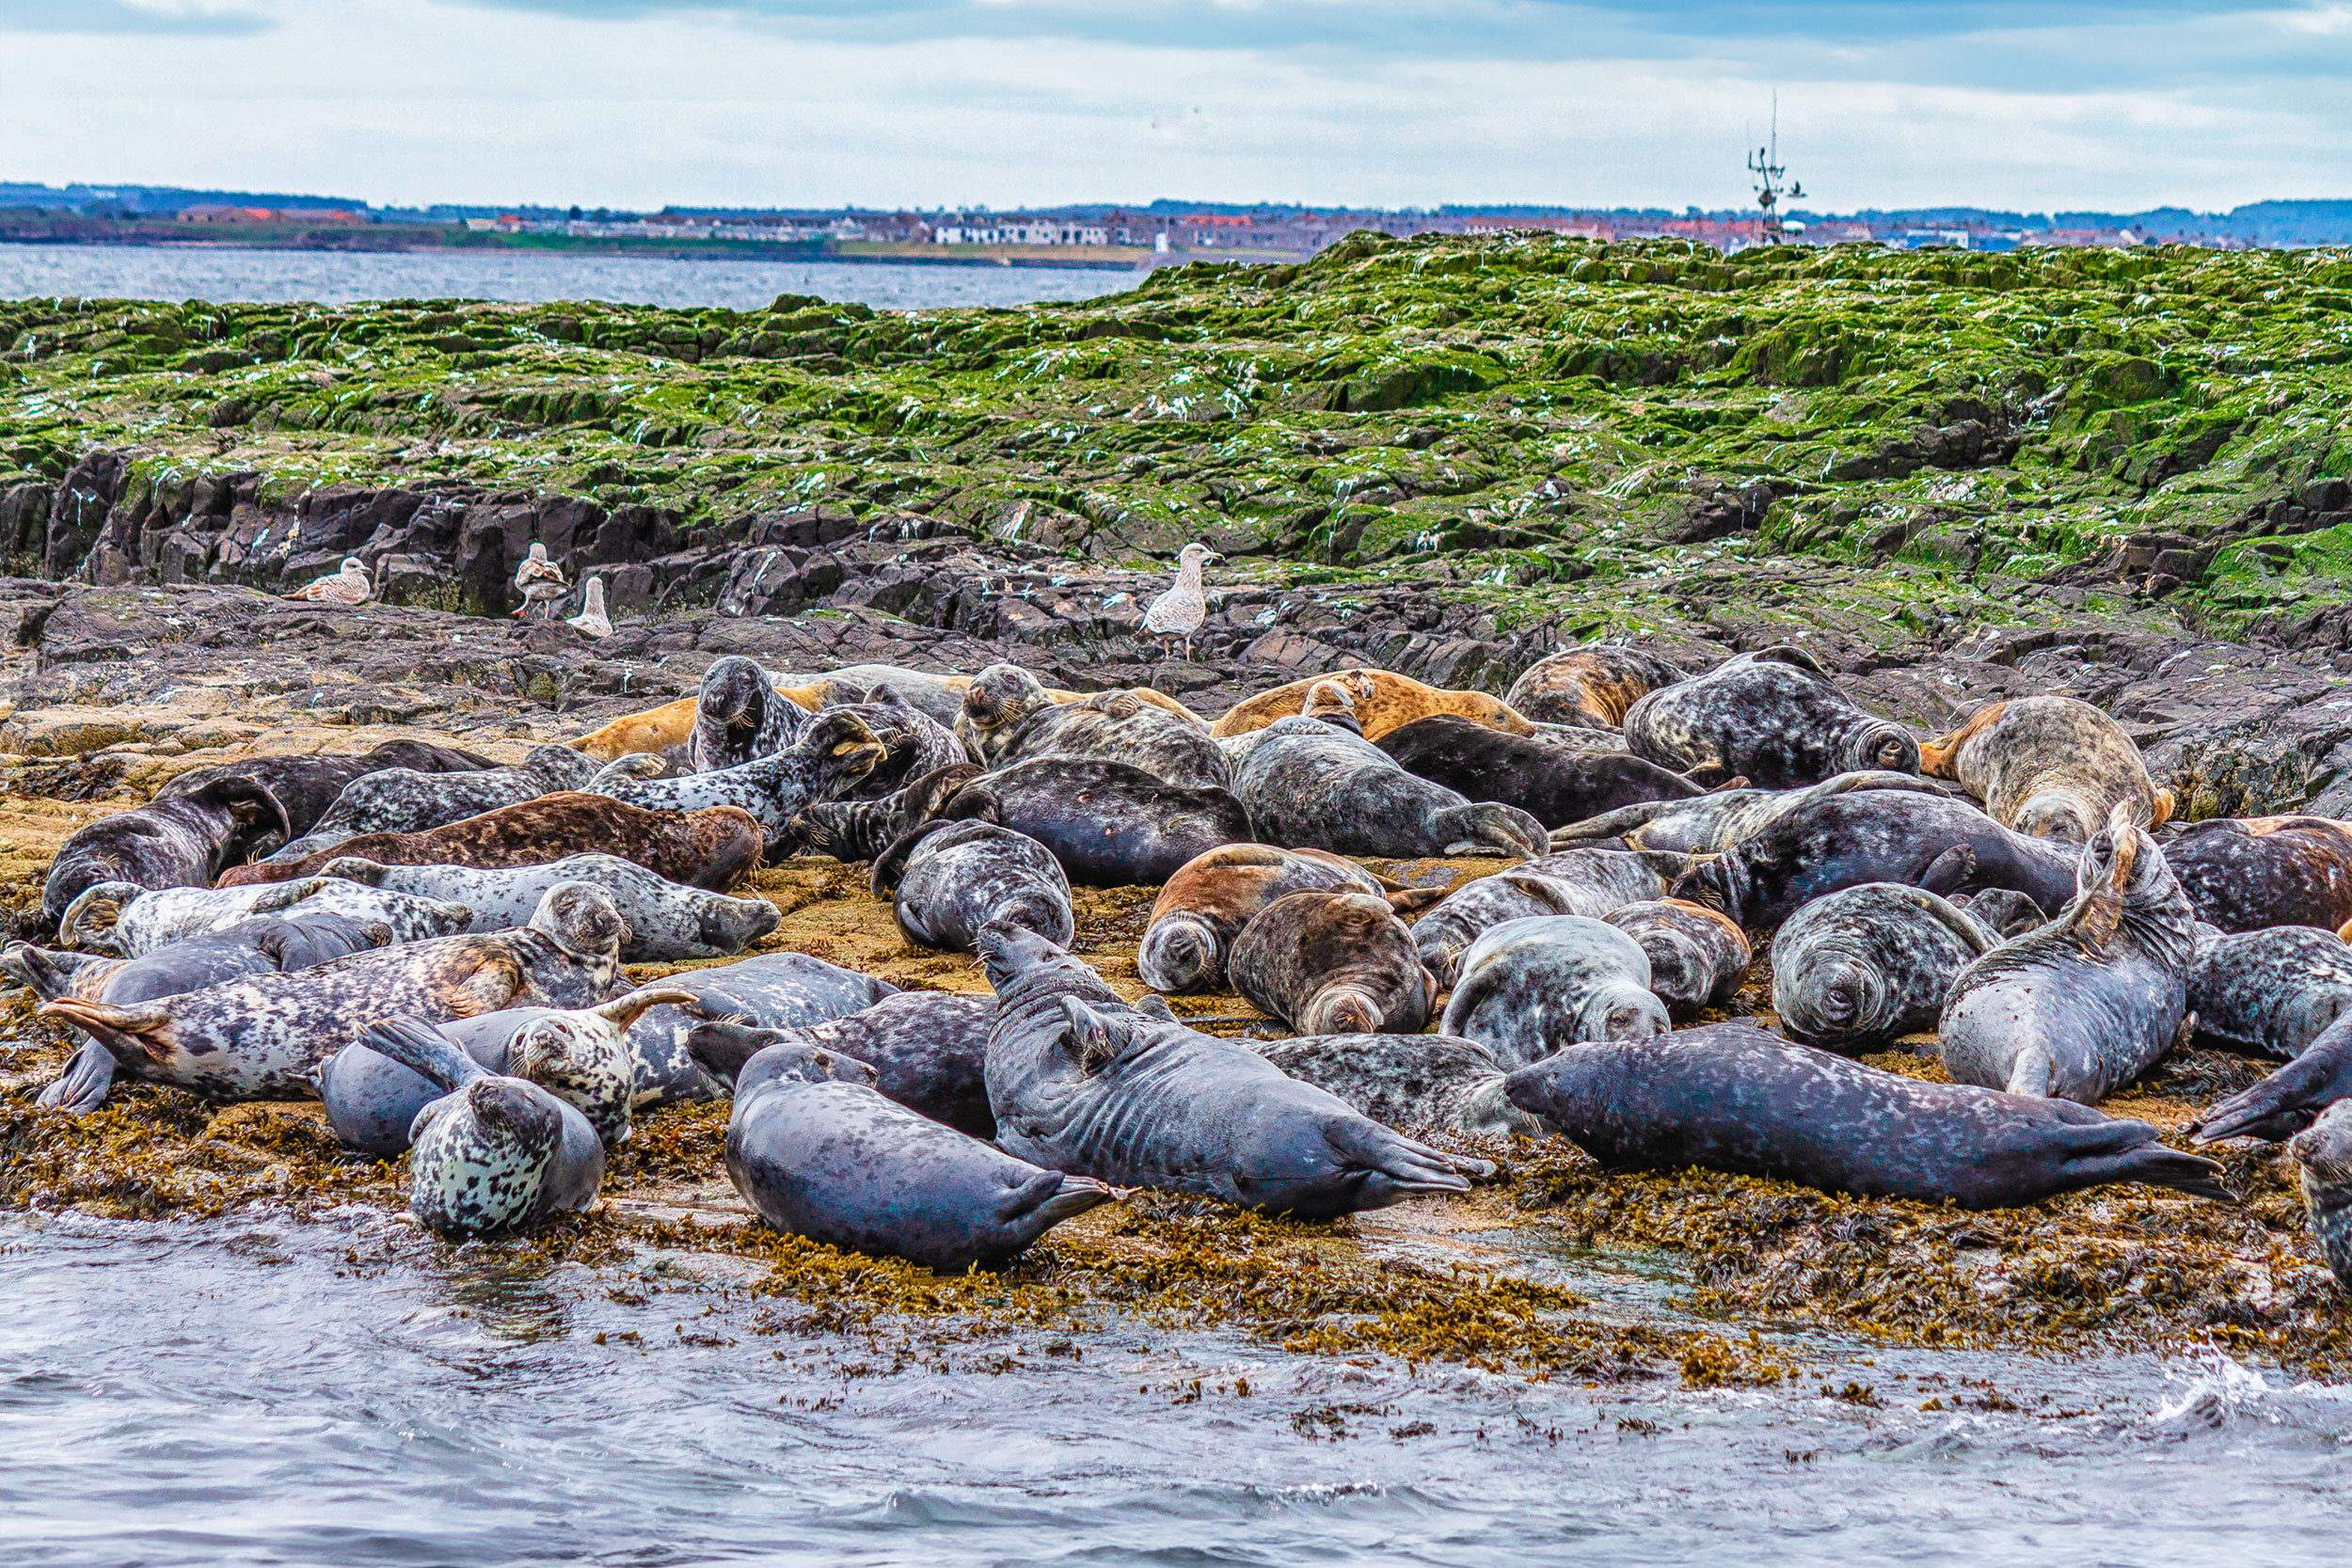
top-left (567, 577), bottom-right (612, 639)
top-left (512, 542), bottom-right (568, 622)
top-left (1141, 542), bottom-right (1219, 662)
top-left (284, 556), bottom-right (371, 605)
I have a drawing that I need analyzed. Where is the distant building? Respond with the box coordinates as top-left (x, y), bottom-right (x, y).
top-left (179, 205), bottom-right (275, 224)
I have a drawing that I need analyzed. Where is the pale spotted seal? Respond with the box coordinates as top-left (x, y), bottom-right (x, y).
top-left (1600, 899), bottom-right (1751, 1017)
top-left (1548, 770), bottom-right (1948, 855)
top-left (1227, 713), bottom-right (1549, 861)
top-left (2186, 926), bottom-right (2352, 1059)
top-left (1621, 647), bottom-right (1919, 789)
top-left (1137, 845), bottom-right (1436, 995)
top-left (43, 777), bottom-right (290, 923)
top-left (1503, 644), bottom-right (1688, 730)
top-left (2158, 816), bottom-right (2352, 933)
top-left (685, 991), bottom-right (997, 1138)
top-left (56, 876), bottom-right (469, 956)
top-left (313, 852), bottom-right (779, 961)
top-left (1209, 668), bottom-right (1534, 742)
top-left (873, 819), bottom-right (1074, 952)
top-left (1439, 914), bottom-right (1670, 1069)
top-left (1770, 883), bottom-right (1997, 1053)
top-left (1375, 714), bottom-right (1706, 828)
top-left (1503, 1022), bottom-right (2230, 1209)
top-left (586, 710), bottom-right (883, 841)
top-left (1919, 695), bottom-right (2172, 841)
top-left (1412, 871), bottom-right (1611, 990)
top-left (1227, 890), bottom-right (1437, 1036)
top-left (2287, 1104), bottom-right (2352, 1288)
top-left (959, 665), bottom-right (1231, 791)
top-left (690, 656), bottom-right (807, 771)
top-left (262, 744), bottom-right (601, 863)
top-left (1249, 1033), bottom-right (1542, 1138)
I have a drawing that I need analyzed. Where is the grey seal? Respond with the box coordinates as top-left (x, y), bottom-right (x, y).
top-left (815, 689), bottom-right (966, 800)
top-left (1951, 887), bottom-right (2047, 939)
top-left (1502, 1022), bottom-right (2229, 1209)
top-left (56, 876), bottom-right (469, 956)
top-left (2187, 926), bottom-right (2352, 1060)
top-left (1374, 713), bottom-right (1704, 828)
top-left (1137, 844), bottom-right (1433, 996)
top-left (42, 777), bottom-right (290, 923)
top-left (1770, 883), bottom-right (1998, 1052)
top-left (2190, 1011), bottom-right (2352, 1145)
top-left (1600, 899), bottom-right (1752, 1017)
top-left (262, 744), bottom-right (600, 863)
top-left (313, 852), bottom-right (779, 961)
top-left (958, 664), bottom-right (1232, 791)
top-left (889, 757), bottom-right (1253, 888)
top-left (873, 819), bottom-right (1074, 952)
top-left (2158, 816), bottom-right (2352, 933)
top-left (1226, 890), bottom-right (1437, 1036)
top-left (587, 709), bottom-right (884, 842)
top-left (2287, 1104), bottom-right (2352, 1289)
top-left (1920, 695), bottom-right (2173, 841)
top-left (1412, 849), bottom-right (1678, 988)
top-left (1249, 1033), bottom-right (1542, 1138)
top-left (1228, 713), bottom-right (1549, 861)
top-left (684, 990), bottom-right (997, 1138)
top-left (1620, 646), bottom-right (1920, 789)
top-left (1548, 770), bottom-right (1949, 854)
top-left (1439, 914), bottom-right (1670, 1070)
top-left (791, 762), bottom-right (984, 865)
top-left (691, 655), bottom-right (807, 771)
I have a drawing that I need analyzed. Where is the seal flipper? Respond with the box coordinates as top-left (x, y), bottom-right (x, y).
top-left (36, 997), bottom-right (176, 1069)
top-left (36, 1039), bottom-right (119, 1113)
top-left (992, 1169), bottom-right (1118, 1234)
top-left (1433, 801), bottom-right (1549, 860)
top-left (2052, 1116), bottom-right (2233, 1202)
top-left (2192, 1027), bottom-right (2352, 1144)
top-left (1316, 1117), bottom-right (1476, 1210)
top-left (589, 984), bottom-right (702, 1033)
top-left (2, 942), bottom-right (118, 1002)
top-left (870, 817), bottom-right (957, 896)
top-left (1920, 845), bottom-right (1978, 897)
top-left (358, 1018), bottom-right (495, 1095)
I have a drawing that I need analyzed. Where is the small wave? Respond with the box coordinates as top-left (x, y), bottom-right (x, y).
top-left (2147, 1351), bottom-right (2352, 1441)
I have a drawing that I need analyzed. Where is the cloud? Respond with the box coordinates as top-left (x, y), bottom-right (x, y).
top-left (8, 0), bottom-right (272, 33)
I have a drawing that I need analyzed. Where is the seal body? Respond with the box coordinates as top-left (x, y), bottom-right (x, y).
top-left (685, 991), bottom-right (997, 1138)
top-left (979, 924), bottom-right (1482, 1217)
top-left (815, 692), bottom-right (966, 800)
top-left (2187, 927), bottom-right (2352, 1060)
top-left (587, 710), bottom-right (882, 840)
top-left (1920, 696), bottom-right (2172, 841)
top-left (1375, 714), bottom-right (1703, 828)
top-left (1549, 770), bottom-right (1947, 855)
top-left (691, 656), bottom-right (807, 771)
top-left (43, 778), bottom-right (290, 920)
top-left (1138, 845), bottom-right (1419, 994)
top-left (1210, 668), bottom-right (1534, 742)
top-left (1439, 914), bottom-right (1670, 1070)
top-left (1411, 869), bottom-right (1633, 990)
top-left (793, 763), bottom-right (984, 865)
top-left (1227, 890), bottom-right (1436, 1036)
top-left (1600, 899), bottom-right (1751, 1017)
top-left (960, 665), bottom-right (1229, 791)
top-left (264, 744), bottom-right (598, 862)
top-left (217, 794), bottom-right (765, 893)
top-left (1504, 644), bottom-right (1686, 730)
top-left (1771, 883), bottom-right (1996, 1052)
top-left (2160, 816), bottom-right (2352, 933)
top-left (1503, 1022), bottom-right (2229, 1209)
top-left (1940, 811), bottom-right (2200, 1101)
top-left (922, 757), bottom-right (1252, 887)
top-left (876, 819), bottom-right (1073, 952)
top-left (1228, 716), bottom-right (1549, 860)
top-left (56, 876), bottom-right (468, 956)
top-left (2287, 1104), bottom-right (2352, 1288)
top-left (314, 852), bottom-right (777, 960)
top-left (158, 740), bottom-right (497, 842)
top-left (1621, 647), bottom-right (1919, 789)
top-left (1250, 1033), bottom-right (1541, 1137)
top-left (574, 694), bottom-right (700, 766)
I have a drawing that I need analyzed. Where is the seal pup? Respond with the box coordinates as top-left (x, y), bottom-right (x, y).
top-left (980, 923), bottom-right (1483, 1217)
top-left (959, 665), bottom-right (1231, 792)
top-left (1227, 890), bottom-right (1437, 1036)
top-left (793, 763), bottom-right (986, 865)
top-left (873, 819), bottom-right (1074, 952)
top-left (1547, 770), bottom-right (1947, 855)
top-left (1770, 883), bottom-right (1997, 1052)
top-left (2186, 926), bottom-right (2352, 1060)
top-left (56, 876), bottom-right (467, 956)
top-left (1920, 695), bottom-right (2172, 840)
top-left (1137, 845), bottom-right (1435, 995)
top-left (158, 739), bottom-right (498, 843)
top-left (1504, 644), bottom-right (1688, 730)
top-left (701, 1036), bottom-right (1115, 1273)
top-left (691, 655), bottom-right (807, 771)
top-left (1227, 707), bottom-right (1549, 862)
top-left (1141, 541), bottom-right (1217, 661)
top-left (907, 757), bottom-right (1252, 888)
top-left (43, 778), bottom-right (290, 922)
top-left (2158, 816), bottom-right (2352, 933)
top-left (215, 794), bottom-right (765, 893)
top-left (2191, 1011), bottom-right (2352, 1145)
top-left (1209, 668), bottom-right (1535, 743)
top-left (313, 852), bottom-right (777, 961)
top-left (1503, 1023), bottom-right (2230, 1209)
top-left (684, 991), bottom-right (998, 1138)
top-left (1440, 914), bottom-right (1670, 1070)
top-left (1375, 714), bottom-right (1705, 829)
top-left (2288, 1104), bottom-right (2352, 1288)
top-left (1249, 1033), bottom-right (1543, 1138)
top-left (40, 882), bottom-right (625, 1101)
top-left (586, 710), bottom-right (883, 842)
top-left (1940, 807), bottom-right (2200, 1102)
top-left (285, 556), bottom-right (371, 605)
top-left (362, 1019), bottom-right (603, 1236)
top-left (1621, 647), bottom-right (1919, 789)
top-left (263, 744), bottom-right (601, 862)
top-left (1601, 899), bottom-right (1751, 1017)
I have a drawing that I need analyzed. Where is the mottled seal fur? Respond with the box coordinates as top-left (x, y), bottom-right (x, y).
top-left (980, 923), bottom-right (1484, 1217)
top-left (2158, 816), bottom-right (2352, 933)
top-left (1621, 647), bottom-right (1919, 789)
top-left (56, 876), bottom-right (468, 956)
top-left (216, 794), bottom-right (765, 893)
top-left (1137, 845), bottom-right (1435, 995)
top-left (1548, 771), bottom-right (1946, 857)
top-left (313, 852), bottom-right (777, 960)
top-left (1228, 714), bottom-right (1549, 861)
top-left (1503, 644), bottom-right (1688, 730)
top-left (794, 762), bottom-right (986, 865)
top-left (40, 882), bottom-right (625, 1101)
top-left (1375, 713), bottom-right (1705, 828)
top-left (587, 710), bottom-right (883, 842)
top-left (685, 990), bottom-right (998, 1138)
top-left (361, 1019), bottom-right (604, 1237)
top-left (1227, 890), bottom-right (1437, 1036)
top-left (1412, 870), bottom-right (1616, 990)
top-left (43, 777), bottom-right (291, 922)
top-left (1503, 1022), bottom-right (2229, 1209)
top-left (1940, 808), bottom-right (2199, 1102)
top-left (1439, 914), bottom-right (1670, 1070)
top-left (1951, 887), bottom-right (2048, 939)
top-left (1770, 883), bottom-right (1997, 1052)
top-left (2186, 926), bottom-right (2352, 1060)
top-left (1249, 1034), bottom-right (1542, 1138)
top-left (159, 739), bottom-right (497, 842)
top-left (1209, 668), bottom-right (1535, 742)
top-left (1920, 696), bottom-right (2172, 841)
top-left (873, 819), bottom-right (1074, 952)
top-left (691, 656), bottom-right (807, 771)
top-left (263, 744), bottom-right (600, 863)
top-left (704, 1037), bottom-right (1115, 1273)
top-left (2288, 1104), bottom-right (2352, 1288)
top-left (1601, 899), bottom-right (1751, 1017)
top-left (818, 690), bottom-right (967, 800)
top-left (959, 665), bottom-right (1230, 791)
top-left (911, 757), bottom-right (1252, 888)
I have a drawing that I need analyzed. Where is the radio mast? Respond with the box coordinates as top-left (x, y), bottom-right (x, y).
top-left (1747, 91), bottom-right (1804, 244)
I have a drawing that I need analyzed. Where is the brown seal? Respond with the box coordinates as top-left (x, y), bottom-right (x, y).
top-left (1919, 696), bottom-right (2172, 841)
top-left (216, 793), bottom-right (764, 893)
top-left (2161, 816), bottom-right (2352, 933)
top-left (1504, 644), bottom-right (1688, 730)
top-left (1208, 668), bottom-right (1535, 742)
top-left (1226, 889), bottom-right (1438, 1036)
top-left (1138, 844), bottom-right (1438, 994)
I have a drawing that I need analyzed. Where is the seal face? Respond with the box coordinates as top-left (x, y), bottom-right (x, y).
top-left (1620, 646), bottom-right (1920, 789)
top-left (1600, 899), bottom-right (1751, 1018)
top-left (1375, 714), bottom-right (1704, 828)
top-left (2286, 1103), bottom-right (2352, 1289)
top-left (1227, 890), bottom-right (1436, 1037)
top-left (1940, 808), bottom-right (2200, 1102)
top-left (686, 991), bottom-right (997, 1138)
top-left (1502, 1022), bottom-right (2229, 1209)
top-left (1769, 883), bottom-right (1996, 1052)
top-left (959, 664), bottom-right (1231, 792)
top-left (920, 757), bottom-right (1253, 888)
top-left (1228, 715), bottom-right (1549, 861)
top-left (2187, 926), bottom-right (2352, 1060)
top-left (691, 656), bottom-right (806, 772)
top-left (44, 778), bottom-right (291, 921)
top-left (2159, 816), bottom-right (2352, 933)
top-left (1504, 644), bottom-right (1688, 730)
top-left (1138, 845), bottom-right (1411, 994)
top-left (979, 923), bottom-right (1485, 1218)
top-left (1439, 913), bottom-right (1670, 1070)
top-left (1249, 1033), bottom-right (1541, 1138)
top-left (1210, 668), bottom-right (1536, 743)
top-left (264, 744), bottom-right (599, 863)
top-left (1919, 696), bottom-right (2172, 842)
top-left (875, 819), bottom-right (1074, 953)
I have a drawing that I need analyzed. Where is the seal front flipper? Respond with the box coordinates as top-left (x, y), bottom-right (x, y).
top-left (2192, 1025), bottom-right (2352, 1144)
top-left (1, 942), bottom-right (116, 1002)
top-left (56, 881), bottom-right (144, 954)
top-left (358, 1018), bottom-right (493, 1094)
top-left (1315, 1117), bottom-right (1476, 1210)
top-left (35, 1039), bottom-right (119, 1113)
top-left (1920, 845), bottom-right (1978, 897)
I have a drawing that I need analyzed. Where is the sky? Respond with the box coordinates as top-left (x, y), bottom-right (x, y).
top-left (2, 0), bottom-right (2347, 213)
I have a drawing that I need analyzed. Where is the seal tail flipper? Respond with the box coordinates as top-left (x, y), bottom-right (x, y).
top-left (589, 985), bottom-right (702, 1033)
top-left (2191, 1031), bottom-right (2352, 1144)
top-left (56, 881), bottom-right (145, 954)
top-left (1548, 797), bottom-right (1692, 848)
top-left (36, 997), bottom-right (175, 1066)
top-left (2, 942), bottom-right (115, 1002)
top-left (2060, 1126), bottom-right (2233, 1202)
top-left (249, 878), bottom-right (335, 914)
top-left (313, 857), bottom-right (390, 887)
top-left (993, 1170), bottom-right (1118, 1232)
top-left (1437, 802), bottom-right (1549, 861)
top-left (1322, 1118), bottom-right (1475, 1207)
top-left (358, 1018), bottom-right (493, 1094)
top-left (36, 1039), bottom-right (120, 1113)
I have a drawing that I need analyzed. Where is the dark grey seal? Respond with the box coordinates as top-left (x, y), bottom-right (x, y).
top-left (1249, 1033), bottom-right (1542, 1138)
top-left (2190, 1011), bottom-right (2352, 1145)
top-left (1547, 770), bottom-right (1948, 855)
top-left (1228, 715), bottom-right (1549, 861)
top-left (2187, 927), bottom-right (2352, 1060)
top-left (959, 664), bottom-right (1230, 792)
top-left (2159, 816), bottom-right (2352, 933)
top-left (1227, 890), bottom-right (1436, 1036)
top-left (684, 990), bottom-right (997, 1139)
top-left (1438, 913), bottom-right (1670, 1070)
top-left (792, 762), bottom-right (984, 864)
top-left (816, 689), bottom-right (967, 800)
top-left (263, 744), bottom-right (599, 863)
top-left (1374, 713), bottom-right (1704, 828)
top-left (1600, 899), bottom-right (1752, 1017)
top-left (691, 656), bottom-right (807, 771)
top-left (1620, 646), bottom-right (1920, 789)
top-left (2288, 1104), bottom-right (2352, 1289)
top-left (1770, 883), bottom-right (1997, 1052)
top-left (1502, 1022), bottom-right (2229, 1209)
top-left (979, 923), bottom-right (1484, 1218)
top-left (42, 778), bottom-right (290, 924)
top-left (156, 739), bottom-right (497, 844)
top-left (1412, 870), bottom-right (1610, 990)
top-left (898, 757), bottom-right (1252, 888)
top-left (873, 819), bottom-right (1073, 952)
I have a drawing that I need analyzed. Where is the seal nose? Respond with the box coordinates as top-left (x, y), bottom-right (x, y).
top-left (1816, 964), bottom-right (1869, 1028)
top-left (1315, 992), bottom-right (1383, 1036)
top-left (1602, 999), bottom-right (1667, 1039)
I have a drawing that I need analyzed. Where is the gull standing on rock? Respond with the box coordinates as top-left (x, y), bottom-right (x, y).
top-left (284, 557), bottom-right (372, 606)
top-left (567, 577), bottom-right (612, 640)
top-left (513, 543), bottom-right (569, 622)
top-left (1142, 542), bottom-right (1218, 662)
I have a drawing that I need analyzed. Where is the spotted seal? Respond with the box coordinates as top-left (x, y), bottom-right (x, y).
top-left (312, 852), bottom-right (776, 960)
top-left (1769, 883), bottom-right (1997, 1052)
top-left (158, 739), bottom-right (499, 844)
top-left (1503, 644), bottom-right (1688, 730)
top-left (216, 794), bottom-right (765, 892)
top-left (56, 876), bottom-right (469, 956)
top-left (1547, 770), bottom-right (1948, 855)
top-left (1249, 1033), bottom-right (1542, 1138)
top-left (2288, 1104), bottom-right (2352, 1288)
top-left (2157, 816), bottom-right (2352, 933)
top-left (872, 819), bottom-right (1073, 951)
top-left (360, 1018), bottom-right (605, 1237)
top-left (1440, 914), bottom-right (1669, 1069)
top-left (814, 690), bottom-right (967, 800)
top-left (900, 757), bottom-right (1252, 888)
top-left (1940, 807), bottom-right (2199, 1101)
top-left (1227, 711), bottom-right (1549, 862)
top-left (1503, 1022), bottom-right (2230, 1208)
top-left (1209, 668), bottom-right (1534, 742)
top-left (700, 1035), bottom-right (1115, 1273)
top-left (1919, 695), bottom-right (2172, 841)
top-left (40, 882), bottom-right (624, 1101)
top-left (1375, 714), bottom-right (1706, 828)
top-left (43, 778), bottom-right (291, 923)
top-left (1137, 845), bottom-right (1436, 995)
top-left (959, 665), bottom-right (1231, 791)
top-left (1412, 870), bottom-right (1620, 990)
top-left (262, 744), bottom-right (602, 863)
top-left (585, 710), bottom-right (883, 842)
top-left (1621, 647), bottom-right (1919, 789)
top-left (690, 656), bottom-right (808, 771)
top-left (792, 763), bottom-right (987, 864)
top-left (2185, 926), bottom-right (2352, 1060)
top-left (685, 991), bottom-right (997, 1138)
top-left (1227, 890), bottom-right (1436, 1036)
top-left (980, 923), bottom-right (1484, 1217)
top-left (1600, 899), bottom-right (1751, 1017)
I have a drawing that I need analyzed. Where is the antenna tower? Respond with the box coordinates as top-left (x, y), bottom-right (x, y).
top-left (1747, 91), bottom-right (1804, 244)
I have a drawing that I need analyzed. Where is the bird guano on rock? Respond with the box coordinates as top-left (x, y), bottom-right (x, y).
top-left (285, 557), bottom-right (372, 606)
top-left (1142, 542), bottom-right (1218, 662)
